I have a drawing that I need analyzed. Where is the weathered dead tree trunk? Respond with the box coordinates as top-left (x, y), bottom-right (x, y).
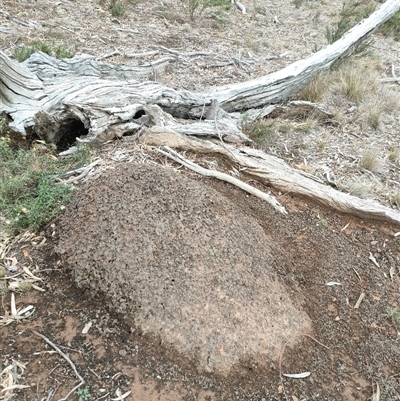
top-left (1, 0), bottom-right (400, 225)
top-left (1, 0), bottom-right (399, 142)
top-left (141, 130), bottom-right (400, 226)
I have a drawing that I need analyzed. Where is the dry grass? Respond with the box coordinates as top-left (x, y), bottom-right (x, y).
top-left (359, 88), bottom-right (400, 130)
top-left (388, 146), bottom-right (400, 164)
top-left (340, 179), bottom-right (372, 199)
top-left (298, 73), bottom-right (329, 103)
top-left (360, 149), bottom-right (381, 173)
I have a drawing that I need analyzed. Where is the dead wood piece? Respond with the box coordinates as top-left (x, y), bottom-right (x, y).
top-left (1, 1), bottom-right (399, 143)
top-left (157, 146), bottom-right (287, 214)
top-left (204, 0), bottom-right (400, 111)
top-left (158, 46), bottom-right (212, 58)
top-left (22, 51), bottom-right (174, 82)
top-left (141, 130), bottom-right (400, 226)
top-left (32, 331), bottom-right (85, 401)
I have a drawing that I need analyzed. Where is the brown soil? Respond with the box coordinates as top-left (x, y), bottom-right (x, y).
top-left (1, 0), bottom-right (400, 400)
top-left (55, 163), bottom-right (311, 374)
top-left (2, 147), bottom-right (400, 401)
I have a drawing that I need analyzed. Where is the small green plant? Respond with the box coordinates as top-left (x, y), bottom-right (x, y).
top-left (325, 19), bottom-right (350, 44)
top-left (55, 45), bottom-right (75, 59)
top-left (325, 1), bottom-right (375, 44)
top-left (210, 6), bottom-right (231, 27)
top-left (13, 46), bottom-right (36, 62)
top-left (110, 0), bottom-right (125, 16)
top-left (33, 41), bottom-right (52, 55)
top-left (76, 387), bottom-right (91, 401)
top-left (380, 10), bottom-right (400, 41)
top-left (13, 41), bottom-right (75, 62)
top-left (0, 137), bottom-right (90, 234)
top-left (179, 0), bottom-right (230, 22)
top-left (245, 119), bottom-right (276, 146)
top-left (387, 307), bottom-right (400, 325)
top-left (319, 218), bottom-right (329, 229)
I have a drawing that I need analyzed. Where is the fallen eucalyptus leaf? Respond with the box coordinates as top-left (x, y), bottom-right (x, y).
top-left (282, 372), bottom-right (311, 379)
top-left (326, 281), bottom-right (342, 286)
top-left (82, 321), bottom-right (92, 334)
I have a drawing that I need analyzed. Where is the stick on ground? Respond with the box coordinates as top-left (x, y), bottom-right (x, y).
top-left (32, 330), bottom-right (85, 401)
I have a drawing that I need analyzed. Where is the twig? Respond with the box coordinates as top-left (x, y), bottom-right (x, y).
top-left (32, 331), bottom-right (85, 401)
top-left (379, 77), bottom-right (400, 83)
top-left (157, 146), bottom-right (287, 214)
top-left (97, 50), bottom-right (121, 60)
top-left (114, 28), bottom-right (139, 34)
top-left (45, 388), bottom-right (54, 401)
top-left (157, 46), bottom-right (212, 57)
top-left (123, 50), bottom-right (159, 58)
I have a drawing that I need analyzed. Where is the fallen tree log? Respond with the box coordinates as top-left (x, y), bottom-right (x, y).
top-left (141, 130), bottom-right (400, 226)
top-left (1, 0), bottom-right (400, 226)
top-left (0, 0), bottom-right (399, 143)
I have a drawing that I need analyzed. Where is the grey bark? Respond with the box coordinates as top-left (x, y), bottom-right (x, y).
top-left (0, 0), bottom-right (399, 143)
top-left (1, 0), bottom-right (400, 225)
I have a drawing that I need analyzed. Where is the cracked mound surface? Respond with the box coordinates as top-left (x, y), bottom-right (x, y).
top-left (56, 163), bottom-right (311, 373)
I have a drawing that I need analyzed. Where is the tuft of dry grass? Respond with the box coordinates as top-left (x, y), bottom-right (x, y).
top-left (298, 73), bottom-right (329, 103)
top-left (359, 88), bottom-right (400, 130)
top-left (334, 59), bottom-right (380, 103)
top-left (388, 146), bottom-right (400, 164)
top-left (340, 179), bottom-right (372, 199)
top-left (360, 149), bottom-right (381, 173)
top-left (339, 67), bottom-right (367, 102)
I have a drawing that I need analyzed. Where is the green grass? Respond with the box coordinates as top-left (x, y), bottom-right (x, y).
top-left (245, 119), bottom-right (277, 147)
top-left (179, 0), bottom-right (231, 22)
top-left (110, 0), bottom-right (126, 16)
top-left (0, 136), bottom-right (90, 234)
top-left (13, 41), bottom-right (75, 62)
top-left (380, 11), bottom-right (400, 41)
top-left (325, 1), bottom-right (376, 44)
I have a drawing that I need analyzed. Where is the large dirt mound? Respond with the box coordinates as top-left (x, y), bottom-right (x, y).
top-left (56, 163), bottom-right (310, 373)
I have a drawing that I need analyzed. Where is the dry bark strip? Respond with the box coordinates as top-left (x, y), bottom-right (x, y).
top-left (141, 130), bottom-right (400, 226)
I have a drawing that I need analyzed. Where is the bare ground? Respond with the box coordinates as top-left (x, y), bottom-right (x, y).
top-left (1, 0), bottom-right (400, 400)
